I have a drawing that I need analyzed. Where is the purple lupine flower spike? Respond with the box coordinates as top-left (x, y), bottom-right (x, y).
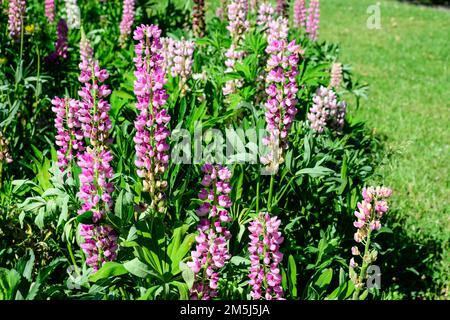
top-left (51, 97), bottom-right (84, 173)
top-left (293, 0), bottom-right (307, 28)
top-left (79, 224), bottom-right (118, 272)
top-left (192, 0), bottom-right (206, 37)
top-left (256, 3), bottom-right (275, 28)
top-left (223, 0), bottom-right (249, 96)
top-left (45, 19), bottom-right (69, 64)
top-left (45, 0), bottom-right (55, 23)
top-left (133, 25), bottom-right (171, 214)
top-left (330, 62), bottom-right (343, 89)
top-left (0, 131), bottom-right (13, 164)
top-left (260, 19), bottom-right (301, 173)
top-left (307, 86), bottom-right (346, 133)
top-left (248, 212), bottom-right (285, 300)
top-left (353, 186), bottom-right (393, 243)
top-left (306, 0), bottom-right (320, 41)
top-left (77, 40), bottom-right (115, 224)
top-left (119, 0), bottom-right (135, 46)
top-left (8, 0), bottom-right (26, 39)
top-left (188, 164), bottom-right (233, 300)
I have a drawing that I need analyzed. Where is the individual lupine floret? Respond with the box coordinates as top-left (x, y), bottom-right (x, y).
top-left (64, 0), bottom-right (80, 29)
top-left (45, 0), bottom-right (55, 23)
top-left (256, 3), bottom-right (275, 28)
top-left (260, 38), bottom-right (301, 173)
top-left (293, 0), bottom-right (307, 28)
top-left (79, 224), bottom-right (118, 271)
top-left (330, 62), bottom-right (343, 89)
top-left (248, 212), bottom-right (284, 300)
top-left (192, 0), bottom-right (206, 37)
top-left (119, 0), bottom-right (135, 46)
top-left (8, 0), bottom-right (26, 39)
top-left (0, 131), bottom-right (13, 165)
top-left (305, 0), bottom-right (320, 41)
top-left (51, 97), bottom-right (84, 172)
top-left (307, 86), bottom-right (346, 133)
top-left (350, 186), bottom-right (392, 299)
top-left (188, 164), bottom-right (233, 300)
top-left (133, 25), bottom-right (171, 214)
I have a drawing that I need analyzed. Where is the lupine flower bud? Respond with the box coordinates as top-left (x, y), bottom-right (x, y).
top-left (119, 0), bottom-right (135, 46)
top-left (133, 25), bottom-right (171, 214)
top-left (51, 97), bottom-right (84, 172)
top-left (188, 164), bottom-right (233, 300)
top-left (293, 0), bottom-right (307, 28)
top-left (192, 0), bottom-right (206, 37)
top-left (45, 0), bottom-right (55, 23)
top-left (8, 0), bottom-right (26, 39)
top-left (248, 212), bottom-right (284, 300)
top-left (330, 62), bottom-right (343, 89)
top-left (79, 224), bottom-right (118, 271)
top-left (306, 0), bottom-right (320, 41)
top-left (0, 131), bottom-right (13, 164)
top-left (307, 86), bottom-right (346, 133)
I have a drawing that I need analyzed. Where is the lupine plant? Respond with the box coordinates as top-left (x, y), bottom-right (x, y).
top-left (0, 0), bottom-right (417, 302)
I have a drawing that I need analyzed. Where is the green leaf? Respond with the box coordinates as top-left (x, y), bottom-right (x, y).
top-left (124, 258), bottom-right (158, 279)
top-left (76, 211), bottom-right (94, 224)
top-left (359, 289), bottom-right (369, 300)
top-left (0, 268), bottom-right (21, 300)
top-left (89, 262), bottom-right (129, 282)
top-left (23, 250), bottom-right (35, 281)
top-left (179, 262), bottom-right (194, 289)
top-left (288, 255), bottom-right (298, 298)
top-left (296, 166), bottom-right (334, 178)
top-left (315, 268), bottom-right (333, 289)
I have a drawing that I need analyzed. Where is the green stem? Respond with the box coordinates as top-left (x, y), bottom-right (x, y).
top-left (352, 228), bottom-right (372, 300)
top-left (256, 174), bottom-right (260, 214)
top-left (19, 17), bottom-right (24, 61)
top-left (267, 175), bottom-right (275, 213)
top-left (35, 47), bottom-right (40, 104)
top-left (67, 241), bottom-right (80, 276)
top-left (0, 162), bottom-right (3, 190)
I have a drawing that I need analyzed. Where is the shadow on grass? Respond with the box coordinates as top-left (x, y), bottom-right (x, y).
top-left (377, 215), bottom-right (448, 299)
top-left (398, 0), bottom-right (450, 7)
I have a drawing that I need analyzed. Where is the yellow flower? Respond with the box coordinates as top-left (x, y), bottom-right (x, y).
top-left (25, 24), bottom-right (35, 34)
top-left (0, 57), bottom-right (7, 65)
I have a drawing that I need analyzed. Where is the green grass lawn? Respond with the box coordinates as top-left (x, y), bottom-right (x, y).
top-left (320, 0), bottom-right (449, 298)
